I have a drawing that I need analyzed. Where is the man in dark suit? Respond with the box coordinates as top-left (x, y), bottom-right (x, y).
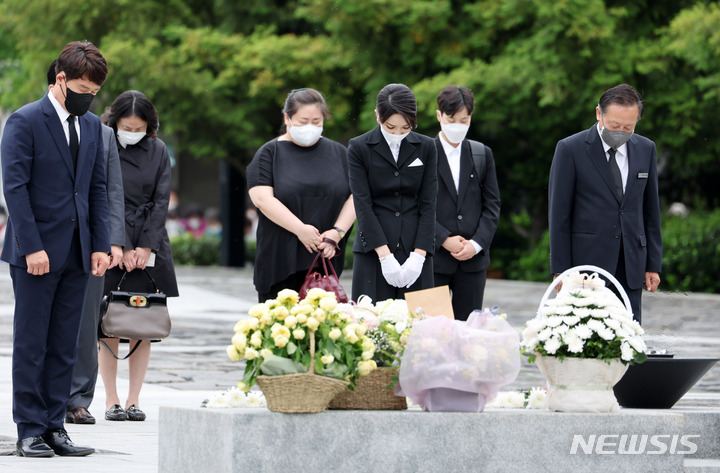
top-left (39, 62), bottom-right (126, 426)
top-left (549, 83), bottom-right (662, 323)
top-left (1, 41), bottom-right (110, 457)
top-left (433, 86), bottom-right (501, 320)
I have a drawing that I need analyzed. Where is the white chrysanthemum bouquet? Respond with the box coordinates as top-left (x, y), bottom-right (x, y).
top-left (521, 271), bottom-right (647, 365)
top-left (348, 295), bottom-right (414, 368)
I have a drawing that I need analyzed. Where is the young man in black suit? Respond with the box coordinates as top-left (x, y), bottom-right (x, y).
top-left (548, 84), bottom-right (662, 322)
top-left (433, 86), bottom-right (501, 320)
top-left (1, 41), bottom-right (110, 457)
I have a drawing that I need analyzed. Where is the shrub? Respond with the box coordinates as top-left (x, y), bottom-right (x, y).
top-left (508, 209), bottom-right (720, 293)
top-left (661, 209), bottom-right (720, 293)
top-left (170, 233), bottom-right (221, 266)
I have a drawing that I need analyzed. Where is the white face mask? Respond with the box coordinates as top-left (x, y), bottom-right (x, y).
top-left (380, 126), bottom-right (410, 148)
top-left (440, 122), bottom-right (470, 144)
top-left (289, 120), bottom-right (323, 146)
top-left (117, 130), bottom-right (146, 148)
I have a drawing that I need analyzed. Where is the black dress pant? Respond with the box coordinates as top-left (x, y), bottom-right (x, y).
top-left (434, 267), bottom-right (487, 321)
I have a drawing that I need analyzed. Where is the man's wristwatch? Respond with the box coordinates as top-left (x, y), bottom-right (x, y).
top-left (333, 226), bottom-right (345, 239)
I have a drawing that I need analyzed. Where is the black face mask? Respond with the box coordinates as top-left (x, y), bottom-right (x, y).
top-left (61, 81), bottom-right (95, 116)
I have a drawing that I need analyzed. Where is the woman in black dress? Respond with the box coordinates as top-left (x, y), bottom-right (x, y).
top-left (99, 90), bottom-right (178, 422)
top-left (347, 83), bottom-right (438, 302)
top-left (247, 88), bottom-right (355, 302)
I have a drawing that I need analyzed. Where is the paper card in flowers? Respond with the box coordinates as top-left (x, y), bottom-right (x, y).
top-left (521, 270), bottom-right (647, 365)
top-left (226, 288), bottom-right (376, 390)
top-left (398, 309), bottom-right (520, 412)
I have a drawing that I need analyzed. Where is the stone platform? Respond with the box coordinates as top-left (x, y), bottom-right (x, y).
top-left (159, 406), bottom-right (720, 473)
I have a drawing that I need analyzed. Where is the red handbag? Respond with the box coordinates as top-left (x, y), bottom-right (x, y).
top-left (299, 251), bottom-right (349, 303)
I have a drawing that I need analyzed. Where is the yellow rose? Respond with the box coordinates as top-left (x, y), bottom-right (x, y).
top-left (274, 335), bottom-right (289, 348)
top-left (276, 289), bottom-right (299, 306)
top-left (343, 327), bottom-right (359, 344)
top-left (355, 323), bottom-right (367, 337)
top-left (233, 319), bottom-right (250, 333)
top-left (313, 308), bottom-right (326, 323)
top-left (271, 305), bottom-right (289, 321)
top-left (306, 317), bottom-right (320, 331)
top-left (236, 382), bottom-right (250, 393)
top-left (260, 348), bottom-right (273, 358)
top-left (226, 344), bottom-right (241, 362)
top-left (292, 328), bottom-right (306, 340)
top-left (248, 318), bottom-right (259, 330)
top-left (250, 331), bottom-right (263, 348)
top-left (231, 332), bottom-right (247, 352)
top-left (244, 348), bottom-right (259, 360)
top-left (265, 299), bottom-right (280, 310)
top-left (284, 315), bottom-right (298, 329)
top-left (259, 311), bottom-right (273, 328)
top-left (306, 287), bottom-right (330, 303)
top-left (361, 338), bottom-right (375, 352)
top-left (329, 328), bottom-right (342, 340)
top-left (362, 350), bottom-right (374, 360)
top-left (321, 354), bottom-right (335, 364)
top-left (296, 313), bottom-right (308, 324)
top-left (358, 360), bottom-right (377, 376)
top-left (319, 297), bottom-right (338, 311)
top-left (248, 303), bottom-right (266, 318)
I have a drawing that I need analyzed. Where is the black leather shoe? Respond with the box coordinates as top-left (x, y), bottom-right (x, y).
top-left (42, 429), bottom-right (94, 457)
top-left (105, 404), bottom-right (127, 421)
top-left (126, 404), bottom-right (146, 421)
top-left (16, 435), bottom-right (55, 457)
top-left (65, 406), bottom-right (96, 424)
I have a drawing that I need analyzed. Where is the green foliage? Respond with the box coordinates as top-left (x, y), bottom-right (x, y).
top-left (661, 209), bottom-right (720, 293)
top-left (506, 230), bottom-right (551, 283)
top-left (508, 208), bottom-right (720, 293)
top-left (170, 233), bottom-right (220, 266)
top-left (2, 0), bottom-right (720, 281)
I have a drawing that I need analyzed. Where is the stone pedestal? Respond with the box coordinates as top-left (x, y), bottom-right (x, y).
top-left (158, 406), bottom-right (716, 472)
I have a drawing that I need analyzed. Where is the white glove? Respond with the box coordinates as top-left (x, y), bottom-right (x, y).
top-left (401, 252), bottom-right (425, 288)
top-left (379, 254), bottom-right (405, 288)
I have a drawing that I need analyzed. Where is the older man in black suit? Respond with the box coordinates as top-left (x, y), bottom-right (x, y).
top-left (549, 83), bottom-right (662, 323)
top-left (433, 86), bottom-right (501, 321)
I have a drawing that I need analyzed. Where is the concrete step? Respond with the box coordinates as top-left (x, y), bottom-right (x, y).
top-left (160, 406), bottom-right (720, 473)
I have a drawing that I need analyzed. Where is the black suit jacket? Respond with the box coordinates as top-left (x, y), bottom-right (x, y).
top-left (548, 125), bottom-right (662, 289)
top-left (1, 94), bottom-right (110, 271)
top-left (348, 126), bottom-right (437, 256)
top-left (434, 137), bottom-right (501, 274)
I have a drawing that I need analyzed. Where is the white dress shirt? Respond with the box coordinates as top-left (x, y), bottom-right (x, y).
top-left (597, 124), bottom-right (628, 191)
top-left (48, 90), bottom-right (80, 144)
top-left (439, 135), bottom-right (461, 191)
top-left (439, 134), bottom-right (482, 255)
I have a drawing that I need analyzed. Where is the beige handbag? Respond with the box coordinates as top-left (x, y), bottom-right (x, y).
top-left (100, 270), bottom-right (171, 359)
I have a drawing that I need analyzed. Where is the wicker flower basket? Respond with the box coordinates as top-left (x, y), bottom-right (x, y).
top-left (329, 367), bottom-right (407, 410)
top-left (256, 331), bottom-right (349, 413)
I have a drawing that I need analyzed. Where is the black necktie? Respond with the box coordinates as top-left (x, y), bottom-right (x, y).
top-left (67, 115), bottom-right (78, 169)
top-left (608, 148), bottom-right (623, 199)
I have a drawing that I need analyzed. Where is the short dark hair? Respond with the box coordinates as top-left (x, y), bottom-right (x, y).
top-left (376, 83), bottom-right (417, 129)
top-left (107, 90), bottom-right (159, 138)
top-left (47, 59), bottom-right (58, 86)
top-left (598, 83), bottom-right (644, 119)
top-left (437, 85), bottom-right (475, 116)
top-left (56, 41), bottom-right (108, 86)
top-left (281, 88), bottom-right (330, 133)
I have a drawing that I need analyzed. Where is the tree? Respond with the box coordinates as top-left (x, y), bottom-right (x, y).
top-left (2, 0), bottom-right (719, 276)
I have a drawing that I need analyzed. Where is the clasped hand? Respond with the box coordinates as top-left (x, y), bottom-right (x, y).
top-left (379, 252), bottom-right (425, 288)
